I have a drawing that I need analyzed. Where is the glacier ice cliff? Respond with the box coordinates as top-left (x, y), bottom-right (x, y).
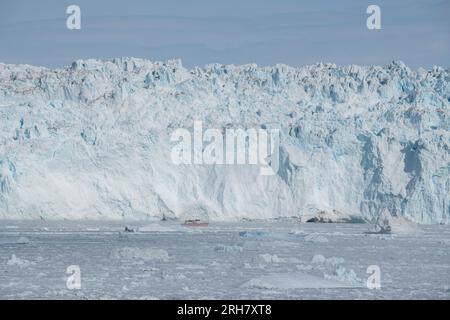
top-left (0, 58), bottom-right (449, 223)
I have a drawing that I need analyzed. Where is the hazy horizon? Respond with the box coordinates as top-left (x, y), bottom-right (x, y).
top-left (0, 0), bottom-right (449, 69)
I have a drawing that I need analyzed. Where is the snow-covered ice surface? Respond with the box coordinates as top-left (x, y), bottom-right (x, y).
top-left (0, 220), bottom-right (449, 299)
top-left (0, 59), bottom-right (449, 223)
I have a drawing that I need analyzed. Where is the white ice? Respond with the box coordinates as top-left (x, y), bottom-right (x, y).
top-left (0, 220), bottom-right (449, 299)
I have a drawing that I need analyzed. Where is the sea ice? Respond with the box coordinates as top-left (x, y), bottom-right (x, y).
top-left (110, 247), bottom-right (170, 262)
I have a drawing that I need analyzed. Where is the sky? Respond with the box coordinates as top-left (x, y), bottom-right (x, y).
top-left (0, 0), bottom-right (449, 69)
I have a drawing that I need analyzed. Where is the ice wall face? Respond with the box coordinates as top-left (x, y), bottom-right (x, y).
top-left (0, 58), bottom-right (449, 223)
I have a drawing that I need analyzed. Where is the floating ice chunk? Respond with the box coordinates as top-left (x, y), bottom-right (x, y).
top-left (324, 266), bottom-right (363, 286)
top-left (256, 253), bottom-right (300, 264)
top-left (386, 217), bottom-right (420, 235)
top-left (239, 231), bottom-right (268, 238)
top-left (369, 209), bottom-right (420, 235)
top-left (304, 233), bottom-right (329, 243)
top-left (111, 247), bottom-right (169, 262)
top-left (242, 278), bottom-right (277, 289)
top-left (0, 236), bottom-right (30, 245)
top-left (242, 272), bottom-right (360, 289)
top-left (85, 228), bottom-right (100, 231)
top-left (258, 254), bottom-right (283, 263)
top-left (296, 264), bottom-right (313, 271)
top-left (15, 236), bottom-right (30, 244)
top-left (311, 254), bottom-right (326, 264)
top-left (163, 273), bottom-right (188, 280)
top-left (302, 207), bottom-right (355, 223)
top-left (214, 244), bottom-right (243, 253)
top-left (288, 229), bottom-right (305, 236)
top-left (312, 254), bottom-right (345, 265)
top-left (7, 254), bottom-right (34, 268)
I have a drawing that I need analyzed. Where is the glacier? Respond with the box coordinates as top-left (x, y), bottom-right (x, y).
top-left (0, 58), bottom-right (449, 223)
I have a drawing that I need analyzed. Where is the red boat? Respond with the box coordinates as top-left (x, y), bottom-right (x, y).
top-left (182, 219), bottom-right (209, 227)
